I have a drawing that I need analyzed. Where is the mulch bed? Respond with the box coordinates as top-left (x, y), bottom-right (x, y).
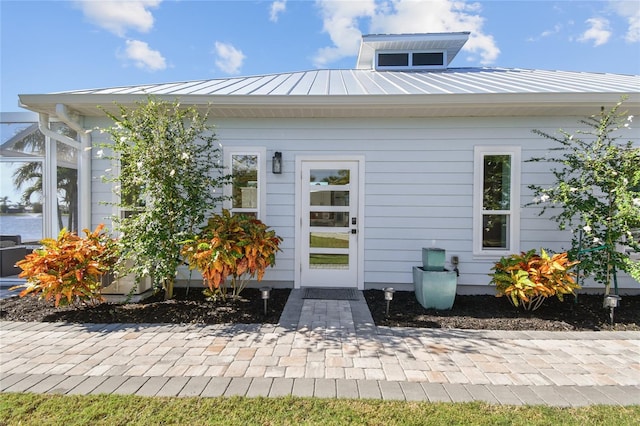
top-left (364, 290), bottom-right (640, 331)
top-left (1, 286), bottom-right (638, 331)
top-left (0, 287), bottom-right (291, 325)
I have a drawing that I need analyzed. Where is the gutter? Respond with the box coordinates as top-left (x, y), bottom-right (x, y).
top-left (37, 104), bottom-right (92, 234)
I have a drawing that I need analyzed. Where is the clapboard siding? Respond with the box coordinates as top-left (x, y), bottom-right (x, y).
top-left (87, 115), bottom-right (639, 292)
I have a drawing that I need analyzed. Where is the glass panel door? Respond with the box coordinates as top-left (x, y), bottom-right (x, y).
top-left (301, 161), bottom-right (359, 287)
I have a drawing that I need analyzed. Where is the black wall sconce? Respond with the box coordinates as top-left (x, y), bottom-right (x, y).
top-left (272, 152), bottom-right (282, 174)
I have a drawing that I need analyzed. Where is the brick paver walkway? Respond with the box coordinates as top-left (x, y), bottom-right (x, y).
top-left (1, 290), bottom-right (639, 405)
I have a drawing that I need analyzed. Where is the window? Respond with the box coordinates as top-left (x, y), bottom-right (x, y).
top-left (224, 147), bottom-right (266, 220)
top-left (378, 53), bottom-right (409, 67)
top-left (473, 146), bottom-right (520, 256)
top-left (376, 51), bottom-right (446, 70)
top-left (413, 52), bottom-right (444, 66)
top-left (1, 115), bottom-right (79, 241)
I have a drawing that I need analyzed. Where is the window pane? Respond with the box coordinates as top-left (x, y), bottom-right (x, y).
top-left (56, 138), bottom-right (79, 234)
top-left (483, 214), bottom-right (509, 249)
top-left (232, 154), bottom-right (258, 209)
top-left (310, 254), bottom-right (349, 269)
top-left (483, 155), bottom-right (511, 210)
top-left (310, 212), bottom-right (349, 227)
top-left (310, 232), bottom-right (349, 249)
top-left (309, 169), bottom-right (350, 185)
top-left (1, 123), bottom-right (45, 157)
top-left (378, 53), bottom-right (409, 67)
top-left (310, 190), bottom-right (349, 206)
top-left (413, 52), bottom-right (444, 66)
top-left (0, 161), bottom-right (43, 243)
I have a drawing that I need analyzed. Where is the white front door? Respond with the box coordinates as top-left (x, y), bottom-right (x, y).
top-left (297, 158), bottom-right (363, 288)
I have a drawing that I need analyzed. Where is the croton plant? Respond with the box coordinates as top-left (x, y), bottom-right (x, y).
top-left (12, 224), bottom-right (118, 307)
top-left (490, 249), bottom-right (580, 311)
top-left (182, 210), bottom-right (282, 300)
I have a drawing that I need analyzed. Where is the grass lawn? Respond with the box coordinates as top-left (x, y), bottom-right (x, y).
top-left (1, 393), bottom-right (638, 425)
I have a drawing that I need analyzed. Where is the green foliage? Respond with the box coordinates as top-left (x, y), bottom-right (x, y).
top-left (528, 98), bottom-right (640, 292)
top-left (12, 224), bottom-right (118, 307)
top-left (182, 209), bottom-right (282, 300)
top-left (101, 98), bottom-right (231, 299)
top-left (490, 249), bottom-right (580, 311)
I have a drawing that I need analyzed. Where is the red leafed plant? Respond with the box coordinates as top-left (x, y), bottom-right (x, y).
top-left (181, 210), bottom-right (282, 300)
top-left (12, 224), bottom-right (118, 307)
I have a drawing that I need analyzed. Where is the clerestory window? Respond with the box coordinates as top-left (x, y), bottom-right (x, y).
top-left (376, 51), bottom-right (446, 70)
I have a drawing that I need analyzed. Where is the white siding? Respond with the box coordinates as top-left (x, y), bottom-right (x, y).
top-left (87, 115), bottom-right (640, 293)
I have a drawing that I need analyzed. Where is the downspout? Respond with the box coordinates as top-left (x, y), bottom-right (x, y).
top-left (37, 105), bottom-right (92, 233)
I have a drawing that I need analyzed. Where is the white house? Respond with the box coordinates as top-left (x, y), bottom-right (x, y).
top-left (15, 32), bottom-right (640, 295)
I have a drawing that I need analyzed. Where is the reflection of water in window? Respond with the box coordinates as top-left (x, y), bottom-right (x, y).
top-left (1, 119), bottom-right (79, 237)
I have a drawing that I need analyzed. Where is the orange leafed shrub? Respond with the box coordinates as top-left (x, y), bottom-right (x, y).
top-left (12, 224), bottom-right (118, 307)
top-left (490, 249), bottom-right (580, 311)
top-left (182, 210), bottom-right (282, 300)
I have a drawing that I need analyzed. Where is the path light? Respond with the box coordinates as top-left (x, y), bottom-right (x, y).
top-left (383, 287), bottom-right (395, 317)
top-left (603, 294), bottom-right (621, 325)
top-left (261, 287), bottom-right (271, 315)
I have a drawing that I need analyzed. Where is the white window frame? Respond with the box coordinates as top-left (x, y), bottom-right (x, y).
top-left (375, 50), bottom-right (447, 70)
top-left (473, 146), bottom-right (521, 257)
top-left (223, 147), bottom-right (267, 221)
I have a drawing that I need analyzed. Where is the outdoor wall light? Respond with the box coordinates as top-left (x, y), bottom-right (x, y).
top-left (383, 287), bottom-right (395, 316)
top-left (261, 286), bottom-right (271, 315)
top-left (272, 152), bottom-right (282, 174)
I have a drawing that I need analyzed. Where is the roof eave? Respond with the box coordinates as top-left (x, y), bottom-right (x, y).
top-left (19, 92), bottom-right (640, 119)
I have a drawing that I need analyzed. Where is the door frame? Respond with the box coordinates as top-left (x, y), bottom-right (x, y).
top-left (294, 155), bottom-right (365, 289)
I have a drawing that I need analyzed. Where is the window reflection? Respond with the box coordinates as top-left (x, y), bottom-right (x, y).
top-left (309, 169), bottom-right (350, 185)
top-left (232, 154), bottom-right (258, 210)
top-left (310, 212), bottom-right (349, 227)
top-left (1, 117), bottom-right (79, 241)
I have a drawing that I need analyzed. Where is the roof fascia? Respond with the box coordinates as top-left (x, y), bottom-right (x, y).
top-left (19, 92), bottom-right (639, 119)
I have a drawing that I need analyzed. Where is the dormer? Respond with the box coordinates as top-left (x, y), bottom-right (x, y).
top-left (355, 32), bottom-right (470, 71)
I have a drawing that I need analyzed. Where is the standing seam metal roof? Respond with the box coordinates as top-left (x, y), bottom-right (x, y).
top-left (54, 68), bottom-right (639, 98)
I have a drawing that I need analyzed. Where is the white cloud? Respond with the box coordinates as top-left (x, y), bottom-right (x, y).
top-left (610, 0), bottom-right (640, 42)
top-left (313, 0), bottom-right (500, 67)
top-left (578, 17), bottom-right (612, 46)
top-left (270, 0), bottom-right (287, 22)
top-left (76, 0), bottom-right (161, 37)
top-left (124, 39), bottom-right (167, 71)
top-left (527, 24), bottom-right (562, 42)
top-left (214, 41), bottom-right (246, 74)
top-left (313, 0), bottom-right (376, 67)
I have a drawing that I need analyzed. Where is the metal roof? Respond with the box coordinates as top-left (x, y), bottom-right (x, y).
top-left (51, 67), bottom-right (638, 97)
top-left (18, 68), bottom-right (640, 119)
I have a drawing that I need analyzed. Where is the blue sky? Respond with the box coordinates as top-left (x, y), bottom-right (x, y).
top-left (1, 0), bottom-right (639, 112)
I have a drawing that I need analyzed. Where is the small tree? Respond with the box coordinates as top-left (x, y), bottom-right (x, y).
top-left (102, 98), bottom-right (230, 299)
top-left (528, 99), bottom-right (640, 295)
